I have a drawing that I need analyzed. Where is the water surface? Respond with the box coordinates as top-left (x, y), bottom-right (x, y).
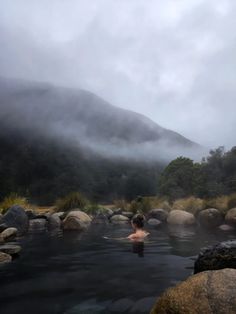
top-left (0, 224), bottom-right (234, 314)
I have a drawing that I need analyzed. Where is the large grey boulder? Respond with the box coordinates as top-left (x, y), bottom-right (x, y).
top-left (63, 210), bottom-right (92, 231)
top-left (0, 227), bottom-right (17, 241)
top-left (194, 240), bottom-right (236, 274)
top-left (48, 213), bottom-right (62, 229)
top-left (0, 252), bottom-right (12, 264)
top-left (121, 211), bottom-right (133, 219)
top-left (110, 214), bottom-right (129, 224)
top-left (198, 208), bottom-right (223, 228)
top-left (225, 208), bottom-right (236, 226)
top-left (151, 269), bottom-right (236, 314)
top-left (0, 205), bottom-right (29, 235)
top-left (167, 210), bottom-right (196, 226)
top-left (148, 209), bottom-right (168, 222)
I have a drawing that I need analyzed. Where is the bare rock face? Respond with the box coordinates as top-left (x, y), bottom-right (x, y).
top-left (148, 209), bottom-right (168, 222)
top-left (0, 252), bottom-right (12, 264)
top-left (150, 269), bottom-right (236, 314)
top-left (198, 208), bottom-right (223, 228)
top-left (0, 227), bottom-right (18, 241)
top-left (110, 214), bottom-right (130, 224)
top-left (167, 210), bottom-right (196, 226)
top-left (225, 208), bottom-right (236, 226)
top-left (63, 210), bottom-right (92, 231)
top-left (0, 205), bottom-right (29, 235)
top-left (194, 240), bottom-right (236, 274)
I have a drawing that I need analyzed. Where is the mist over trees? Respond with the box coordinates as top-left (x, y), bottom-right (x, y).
top-left (158, 147), bottom-right (236, 200)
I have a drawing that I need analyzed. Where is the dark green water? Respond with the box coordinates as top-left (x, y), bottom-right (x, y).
top-left (0, 224), bottom-right (234, 314)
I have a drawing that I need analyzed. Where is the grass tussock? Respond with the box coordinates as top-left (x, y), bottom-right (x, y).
top-left (172, 197), bottom-right (204, 215)
top-left (203, 196), bottom-right (229, 214)
top-left (0, 193), bottom-right (31, 214)
top-left (113, 199), bottom-right (129, 211)
top-left (55, 192), bottom-right (88, 212)
top-left (146, 196), bottom-right (172, 212)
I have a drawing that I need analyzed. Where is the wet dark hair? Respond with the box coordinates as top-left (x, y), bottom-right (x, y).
top-left (132, 214), bottom-right (144, 228)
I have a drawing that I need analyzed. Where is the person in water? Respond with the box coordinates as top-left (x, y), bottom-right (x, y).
top-left (128, 215), bottom-right (150, 241)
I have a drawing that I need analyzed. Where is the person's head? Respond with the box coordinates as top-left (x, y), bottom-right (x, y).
top-left (131, 214), bottom-right (144, 230)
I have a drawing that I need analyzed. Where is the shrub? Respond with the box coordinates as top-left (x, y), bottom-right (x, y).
top-left (173, 197), bottom-right (204, 215)
top-left (55, 192), bottom-right (89, 212)
top-left (0, 193), bottom-right (30, 214)
top-left (147, 196), bottom-right (172, 212)
top-left (113, 199), bottom-right (129, 211)
top-left (130, 196), bottom-right (151, 214)
top-left (203, 196), bottom-right (228, 214)
top-left (83, 203), bottom-right (100, 215)
top-left (227, 193), bottom-right (236, 209)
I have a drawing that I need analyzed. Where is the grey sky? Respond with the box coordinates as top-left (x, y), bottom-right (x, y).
top-left (0, 0), bottom-right (235, 149)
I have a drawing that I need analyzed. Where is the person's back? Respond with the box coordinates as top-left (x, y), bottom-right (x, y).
top-left (128, 215), bottom-right (149, 241)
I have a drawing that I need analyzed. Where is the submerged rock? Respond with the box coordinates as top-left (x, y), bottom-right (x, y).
top-left (151, 268), bottom-right (236, 314)
top-left (63, 210), bottom-right (92, 231)
top-left (0, 227), bottom-right (17, 241)
top-left (219, 224), bottom-right (234, 231)
top-left (110, 214), bottom-right (129, 224)
top-left (148, 209), bottom-right (168, 222)
top-left (147, 218), bottom-right (162, 226)
top-left (0, 205), bottom-right (29, 235)
top-left (108, 298), bottom-right (134, 312)
top-left (29, 218), bottom-right (48, 232)
top-left (194, 240), bottom-right (236, 274)
top-left (198, 208), bottom-right (223, 228)
top-left (167, 210), bottom-right (196, 226)
top-left (0, 251), bottom-right (12, 264)
top-left (225, 208), bottom-right (236, 226)
top-left (0, 244), bottom-right (21, 255)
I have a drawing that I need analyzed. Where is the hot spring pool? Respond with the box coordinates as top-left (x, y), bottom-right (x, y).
top-left (0, 224), bottom-right (234, 314)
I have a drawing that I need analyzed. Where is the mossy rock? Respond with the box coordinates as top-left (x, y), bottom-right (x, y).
top-left (151, 268), bottom-right (236, 314)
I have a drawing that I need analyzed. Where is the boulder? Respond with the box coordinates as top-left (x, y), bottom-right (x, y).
top-left (0, 252), bottom-right (12, 264)
top-left (0, 213), bottom-right (2, 220)
top-left (147, 218), bottom-right (162, 226)
top-left (0, 227), bottom-right (17, 241)
top-left (151, 269), bottom-right (236, 314)
top-left (0, 223), bottom-right (8, 232)
top-left (0, 244), bottom-right (21, 255)
top-left (219, 224), bottom-right (234, 231)
top-left (194, 240), bottom-right (236, 274)
top-left (48, 213), bottom-right (61, 229)
top-left (113, 208), bottom-right (123, 216)
top-left (29, 218), bottom-right (48, 232)
top-left (121, 211), bottom-right (133, 219)
top-left (92, 213), bottom-right (109, 224)
top-left (167, 210), bottom-right (196, 226)
top-left (225, 208), bottom-right (236, 226)
top-left (148, 209), bottom-right (168, 222)
top-left (63, 210), bottom-right (92, 231)
top-left (0, 205), bottom-right (29, 235)
top-left (198, 208), bottom-right (223, 228)
top-left (110, 214), bottom-right (129, 224)
top-left (101, 208), bottom-right (114, 217)
top-left (25, 210), bottom-right (37, 220)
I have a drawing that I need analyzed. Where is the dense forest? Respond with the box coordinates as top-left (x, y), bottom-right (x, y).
top-left (0, 128), bottom-right (163, 205)
top-left (158, 146), bottom-right (236, 200)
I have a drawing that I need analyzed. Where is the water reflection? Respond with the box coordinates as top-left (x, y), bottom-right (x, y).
top-left (132, 241), bottom-right (144, 257)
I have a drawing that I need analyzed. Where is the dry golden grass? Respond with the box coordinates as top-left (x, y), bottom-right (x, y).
top-left (172, 197), bottom-right (204, 215)
top-left (146, 196), bottom-right (172, 212)
top-left (0, 193), bottom-right (32, 214)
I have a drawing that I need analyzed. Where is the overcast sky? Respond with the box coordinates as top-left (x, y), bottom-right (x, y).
top-left (0, 0), bottom-right (235, 149)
